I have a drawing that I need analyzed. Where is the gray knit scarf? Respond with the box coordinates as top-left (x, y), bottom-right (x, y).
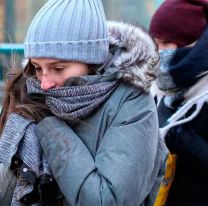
top-left (26, 76), bottom-right (118, 123)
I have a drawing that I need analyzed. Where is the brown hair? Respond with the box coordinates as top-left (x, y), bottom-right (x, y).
top-left (0, 69), bottom-right (52, 135)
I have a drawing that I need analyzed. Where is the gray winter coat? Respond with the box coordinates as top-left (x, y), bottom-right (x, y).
top-left (0, 22), bottom-right (167, 206)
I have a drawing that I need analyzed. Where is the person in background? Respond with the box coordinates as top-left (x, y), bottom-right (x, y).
top-left (149, 0), bottom-right (208, 206)
top-left (0, 0), bottom-right (167, 205)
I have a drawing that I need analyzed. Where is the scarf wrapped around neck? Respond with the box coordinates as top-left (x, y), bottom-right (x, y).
top-left (156, 49), bottom-right (177, 92)
top-left (26, 76), bottom-right (118, 123)
top-left (26, 50), bottom-right (120, 122)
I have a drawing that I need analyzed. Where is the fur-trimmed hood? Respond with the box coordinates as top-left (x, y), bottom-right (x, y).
top-left (107, 21), bottom-right (159, 92)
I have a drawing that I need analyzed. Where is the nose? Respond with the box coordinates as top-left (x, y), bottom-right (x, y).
top-left (40, 76), bottom-right (56, 91)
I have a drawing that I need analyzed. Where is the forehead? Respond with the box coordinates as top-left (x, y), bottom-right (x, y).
top-left (31, 58), bottom-right (69, 65)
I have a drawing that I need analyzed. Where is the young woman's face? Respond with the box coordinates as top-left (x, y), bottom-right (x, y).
top-left (31, 58), bottom-right (89, 91)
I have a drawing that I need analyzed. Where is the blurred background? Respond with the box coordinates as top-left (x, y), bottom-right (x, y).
top-left (0, 0), bottom-right (164, 104)
top-left (0, 0), bottom-right (164, 43)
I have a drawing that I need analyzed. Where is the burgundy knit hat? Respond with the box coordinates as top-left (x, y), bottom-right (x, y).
top-left (149, 0), bottom-right (208, 47)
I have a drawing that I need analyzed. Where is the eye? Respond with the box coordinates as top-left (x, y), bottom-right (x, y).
top-left (54, 67), bottom-right (65, 72)
top-left (34, 66), bottom-right (42, 73)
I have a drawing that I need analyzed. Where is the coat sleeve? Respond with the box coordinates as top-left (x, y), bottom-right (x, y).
top-left (165, 124), bottom-right (208, 173)
top-left (35, 93), bottom-right (160, 206)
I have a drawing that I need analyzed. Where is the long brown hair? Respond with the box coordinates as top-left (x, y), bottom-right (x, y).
top-left (0, 69), bottom-right (51, 135)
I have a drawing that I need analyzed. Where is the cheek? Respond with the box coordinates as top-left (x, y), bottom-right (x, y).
top-left (77, 68), bottom-right (89, 76)
top-left (54, 75), bottom-right (67, 86)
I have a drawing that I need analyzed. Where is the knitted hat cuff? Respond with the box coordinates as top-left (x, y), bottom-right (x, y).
top-left (25, 39), bottom-right (109, 64)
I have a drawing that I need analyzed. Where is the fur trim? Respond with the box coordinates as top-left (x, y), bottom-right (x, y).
top-left (107, 21), bottom-right (159, 92)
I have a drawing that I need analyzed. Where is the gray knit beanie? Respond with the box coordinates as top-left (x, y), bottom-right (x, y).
top-left (24, 0), bottom-right (109, 64)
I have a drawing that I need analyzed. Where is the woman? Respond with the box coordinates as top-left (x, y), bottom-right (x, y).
top-left (0, 0), bottom-right (167, 205)
top-left (149, 0), bottom-right (208, 205)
